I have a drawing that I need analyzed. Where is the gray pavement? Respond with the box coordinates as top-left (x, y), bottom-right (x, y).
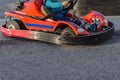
top-left (1, 0), bottom-right (120, 79)
top-left (0, 17), bottom-right (120, 80)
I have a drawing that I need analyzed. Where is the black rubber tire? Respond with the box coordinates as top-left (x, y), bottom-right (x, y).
top-left (6, 20), bottom-right (24, 30)
top-left (61, 27), bottom-right (75, 37)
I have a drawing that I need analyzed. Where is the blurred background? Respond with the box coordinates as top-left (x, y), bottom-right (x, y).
top-left (75, 0), bottom-right (120, 16)
top-left (0, 0), bottom-right (120, 18)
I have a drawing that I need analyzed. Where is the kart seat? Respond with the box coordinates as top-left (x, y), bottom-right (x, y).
top-left (34, 0), bottom-right (50, 16)
top-left (40, 5), bottom-right (51, 16)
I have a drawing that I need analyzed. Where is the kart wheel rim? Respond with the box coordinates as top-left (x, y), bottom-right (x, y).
top-left (8, 24), bottom-right (16, 29)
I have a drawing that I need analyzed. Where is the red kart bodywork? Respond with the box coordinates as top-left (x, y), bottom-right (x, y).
top-left (1, 25), bottom-right (34, 39)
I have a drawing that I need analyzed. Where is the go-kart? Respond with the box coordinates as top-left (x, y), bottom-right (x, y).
top-left (0, 0), bottom-right (114, 44)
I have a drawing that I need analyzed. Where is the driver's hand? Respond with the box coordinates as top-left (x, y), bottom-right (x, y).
top-left (62, 1), bottom-right (69, 7)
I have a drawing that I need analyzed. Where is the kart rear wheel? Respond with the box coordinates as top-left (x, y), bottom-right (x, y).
top-left (6, 20), bottom-right (21, 29)
top-left (61, 27), bottom-right (75, 37)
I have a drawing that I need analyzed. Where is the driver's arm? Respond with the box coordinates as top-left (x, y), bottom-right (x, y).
top-left (62, 1), bottom-right (69, 7)
top-left (45, 0), bottom-right (69, 8)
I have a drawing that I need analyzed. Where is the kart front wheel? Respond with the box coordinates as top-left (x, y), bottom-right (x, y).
top-left (61, 27), bottom-right (75, 37)
top-left (6, 20), bottom-right (21, 29)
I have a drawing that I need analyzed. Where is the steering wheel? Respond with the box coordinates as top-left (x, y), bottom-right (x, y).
top-left (62, 0), bottom-right (77, 10)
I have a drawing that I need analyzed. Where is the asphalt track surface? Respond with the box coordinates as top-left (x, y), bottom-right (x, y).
top-left (0, 17), bottom-right (120, 80)
top-left (1, 1), bottom-right (120, 80)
